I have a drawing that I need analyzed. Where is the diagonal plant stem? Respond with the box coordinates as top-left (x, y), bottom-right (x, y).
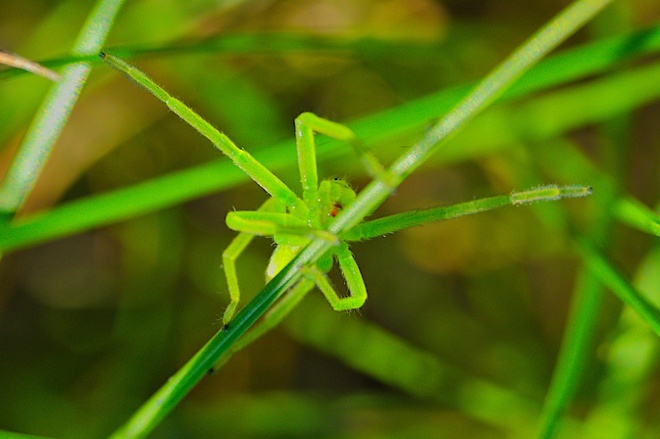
top-left (0, 0), bottom-right (127, 215)
top-left (109, 1), bottom-right (615, 437)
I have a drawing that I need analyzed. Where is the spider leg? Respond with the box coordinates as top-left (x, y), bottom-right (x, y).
top-left (253, 241), bottom-right (366, 343)
top-left (334, 242), bottom-right (368, 309)
top-left (224, 242), bottom-right (363, 356)
top-left (223, 200), bottom-right (341, 324)
top-left (227, 211), bottom-right (338, 244)
top-left (296, 112), bottom-right (397, 191)
top-left (221, 231), bottom-right (254, 325)
top-left (302, 242), bottom-right (367, 311)
top-left (222, 198), bottom-right (282, 324)
top-left (100, 53), bottom-right (306, 213)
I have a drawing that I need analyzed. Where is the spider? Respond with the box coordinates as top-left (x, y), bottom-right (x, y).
top-left (100, 52), bottom-right (387, 325)
top-left (99, 53), bottom-right (592, 333)
top-left (219, 112), bottom-right (376, 325)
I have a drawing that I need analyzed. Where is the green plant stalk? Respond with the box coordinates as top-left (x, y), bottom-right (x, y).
top-left (0, 0), bottom-right (126, 214)
top-left (537, 268), bottom-right (608, 439)
top-left (528, 141), bottom-right (607, 439)
top-left (285, 298), bottom-right (543, 431)
top-left (3, 22), bottom-right (659, 84)
top-left (497, 137), bottom-right (623, 438)
top-left (612, 198), bottom-right (660, 237)
top-left (108, 240), bottom-right (317, 439)
top-left (0, 430), bottom-right (53, 439)
top-left (109, 85), bottom-right (347, 439)
top-left (575, 237), bottom-right (660, 335)
top-left (109, 1), bottom-right (614, 437)
top-left (583, 246), bottom-right (660, 436)
top-left (532, 137), bottom-right (655, 436)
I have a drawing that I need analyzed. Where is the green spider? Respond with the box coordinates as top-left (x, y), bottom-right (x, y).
top-left (99, 53), bottom-right (592, 334)
top-left (220, 112), bottom-right (378, 325)
top-left (100, 52), bottom-right (387, 325)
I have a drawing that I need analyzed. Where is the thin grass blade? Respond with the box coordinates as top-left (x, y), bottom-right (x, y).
top-left (0, 0), bottom-right (127, 214)
top-left (0, 51), bottom-right (60, 81)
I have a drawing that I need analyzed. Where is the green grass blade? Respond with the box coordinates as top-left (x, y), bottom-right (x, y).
top-left (537, 266), bottom-right (607, 439)
top-left (583, 245), bottom-right (660, 438)
top-left (0, 21), bottom-right (659, 82)
top-left (0, 157), bottom-right (258, 252)
top-left (539, 237), bottom-right (660, 438)
top-left (612, 198), bottom-right (660, 237)
top-left (285, 298), bottom-right (541, 432)
top-left (337, 0), bottom-right (607, 236)
top-left (0, 0), bottom-right (126, 214)
top-left (422, 57), bottom-right (660, 169)
top-left (576, 237), bottom-right (660, 335)
top-left (528, 141), bottom-right (608, 437)
top-left (531, 2), bottom-right (651, 426)
top-left (529, 138), bottom-right (631, 438)
top-left (0, 431), bottom-right (53, 439)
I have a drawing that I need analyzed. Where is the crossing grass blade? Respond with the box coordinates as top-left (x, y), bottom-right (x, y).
top-left (0, 0), bottom-right (127, 215)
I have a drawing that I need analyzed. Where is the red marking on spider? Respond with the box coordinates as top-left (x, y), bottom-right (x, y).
top-left (329, 202), bottom-right (343, 217)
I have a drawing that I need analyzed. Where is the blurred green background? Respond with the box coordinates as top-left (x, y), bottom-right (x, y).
top-left (0, 0), bottom-right (659, 438)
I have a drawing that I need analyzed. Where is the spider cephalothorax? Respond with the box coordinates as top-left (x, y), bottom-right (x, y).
top-left (319, 178), bottom-right (356, 220)
top-left (254, 177), bottom-right (357, 281)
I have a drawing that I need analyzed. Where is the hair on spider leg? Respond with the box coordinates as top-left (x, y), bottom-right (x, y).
top-left (211, 312), bottom-right (232, 331)
top-left (342, 303), bottom-right (364, 319)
